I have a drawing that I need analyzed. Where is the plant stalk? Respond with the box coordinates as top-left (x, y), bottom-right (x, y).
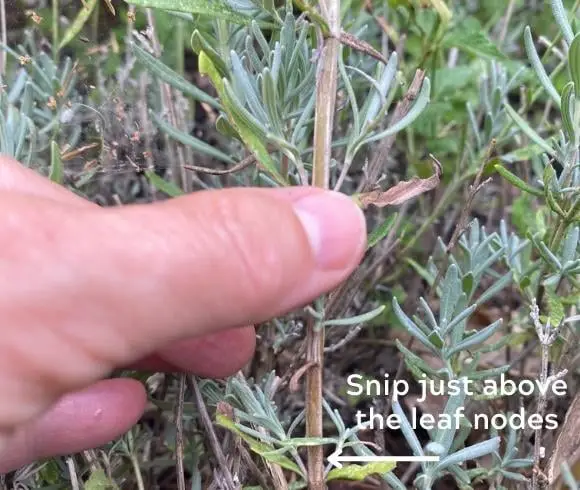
top-left (306, 0), bottom-right (340, 488)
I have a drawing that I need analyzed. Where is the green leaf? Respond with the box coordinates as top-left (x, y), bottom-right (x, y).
top-left (543, 164), bottom-right (567, 217)
top-left (124, 0), bottom-right (265, 26)
top-left (504, 103), bottom-right (555, 157)
top-left (462, 272), bottom-right (474, 296)
top-left (444, 19), bottom-right (507, 60)
top-left (132, 43), bottom-right (219, 108)
top-left (199, 51), bottom-right (287, 186)
top-left (405, 258), bottom-right (436, 286)
top-left (327, 461), bottom-right (396, 482)
top-left (191, 31), bottom-right (230, 78)
top-left (439, 264), bottom-right (461, 330)
top-left (216, 414), bottom-right (303, 475)
top-left (569, 34), bottom-right (580, 93)
top-left (85, 469), bottom-right (118, 490)
top-left (524, 26), bottom-right (561, 106)
top-left (428, 330), bottom-right (444, 349)
top-left (395, 339), bottom-right (443, 378)
top-left (144, 171), bottom-right (185, 197)
top-left (150, 110), bottom-right (234, 163)
top-left (501, 144), bottom-right (548, 163)
top-left (512, 193), bottom-right (537, 235)
top-left (322, 305), bottom-right (385, 327)
top-left (49, 140), bottom-right (64, 184)
top-left (445, 319), bottom-right (503, 358)
top-left (560, 82), bottom-right (575, 141)
top-left (546, 288), bottom-right (565, 325)
top-left (59, 0), bottom-right (98, 50)
top-left (367, 213), bottom-right (398, 248)
top-left (494, 164), bottom-right (544, 197)
top-left (392, 297), bottom-right (436, 353)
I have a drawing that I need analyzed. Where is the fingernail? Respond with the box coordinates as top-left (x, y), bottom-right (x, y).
top-left (292, 191), bottom-right (367, 270)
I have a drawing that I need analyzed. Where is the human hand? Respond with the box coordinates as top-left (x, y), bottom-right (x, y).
top-left (0, 156), bottom-right (366, 473)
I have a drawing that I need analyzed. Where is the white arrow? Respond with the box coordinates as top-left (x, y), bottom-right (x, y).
top-left (328, 449), bottom-right (440, 469)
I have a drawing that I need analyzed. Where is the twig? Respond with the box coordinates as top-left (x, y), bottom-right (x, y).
top-left (191, 376), bottom-right (238, 489)
top-left (324, 322), bottom-right (364, 353)
top-left (290, 361), bottom-right (318, 392)
top-left (530, 302), bottom-right (563, 490)
top-left (306, 0), bottom-right (340, 487)
top-left (129, 451), bottom-right (146, 490)
top-left (237, 442), bottom-right (271, 490)
top-left (184, 154), bottom-right (256, 175)
top-left (144, 10), bottom-right (190, 192)
top-left (306, 0), bottom-right (341, 490)
top-left (446, 141), bottom-right (494, 252)
top-left (65, 456), bottom-right (80, 490)
top-left (427, 142), bottom-right (495, 298)
top-left (498, 0), bottom-right (517, 46)
top-left (175, 374), bottom-right (187, 490)
top-left (359, 70), bottom-right (426, 193)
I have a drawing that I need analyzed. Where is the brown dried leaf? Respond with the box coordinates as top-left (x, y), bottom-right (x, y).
top-left (356, 158), bottom-right (442, 209)
top-left (103, 0), bottom-right (115, 15)
top-left (338, 31), bottom-right (388, 64)
top-left (547, 391), bottom-right (580, 487)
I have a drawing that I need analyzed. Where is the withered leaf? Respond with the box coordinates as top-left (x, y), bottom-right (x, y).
top-left (355, 158), bottom-right (442, 209)
top-left (338, 31), bottom-right (388, 64)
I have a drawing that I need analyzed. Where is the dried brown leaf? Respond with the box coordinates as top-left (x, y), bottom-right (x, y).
top-left (355, 157), bottom-right (442, 209)
top-left (338, 31), bottom-right (388, 64)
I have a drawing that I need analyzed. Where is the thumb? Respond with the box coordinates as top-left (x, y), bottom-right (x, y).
top-left (0, 186), bottom-right (366, 434)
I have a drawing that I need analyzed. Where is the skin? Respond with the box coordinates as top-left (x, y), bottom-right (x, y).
top-left (0, 156), bottom-right (367, 473)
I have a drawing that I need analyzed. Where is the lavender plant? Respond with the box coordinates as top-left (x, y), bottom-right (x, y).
top-left (1, 0), bottom-right (579, 489)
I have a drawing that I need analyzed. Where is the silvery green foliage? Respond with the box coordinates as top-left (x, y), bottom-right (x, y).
top-left (502, 0), bottom-right (580, 317)
top-left (467, 61), bottom-right (521, 154)
top-left (388, 5), bottom-right (580, 487)
top-left (393, 219), bottom-right (512, 383)
top-left (389, 220), bottom-right (536, 489)
top-left (138, 3), bottom-right (430, 187)
top-left (0, 32), bottom-right (91, 166)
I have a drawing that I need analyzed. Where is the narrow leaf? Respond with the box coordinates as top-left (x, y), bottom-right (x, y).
top-left (59, 0), bottom-right (98, 50)
top-left (124, 0), bottom-right (265, 26)
top-left (552, 0), bottom-right (575, 45)
top-left (49, 140), bottom-right (64, 184)
top-left (199, 51), bottom-right (287, 186)
top-left (446, 319), bottom-right (503, 358)
top-left (145, 171), bottom-right (184, 197)
top-left (392, 297), bottom-right (435, 353)
top-left (132, 43), bottom-right (219, 108)
top-left (504, 103), bottom-right (555, 156)
top-left (327, 461), bottom-right (396, 482)
top-left (322, 305), bottom-right (385, 327)
top-left (150, 111), bottom-right (234, 163)
top-left (524, 26), bottom-right (561, 106)
top-left (494, 164), bottom-right (544, 197)
top-left (367, 213), bottom-right (398, 248)
top-left (436, 437), bottom-right (500, 471)
top-left (216, 414), bottom-right (303, 475)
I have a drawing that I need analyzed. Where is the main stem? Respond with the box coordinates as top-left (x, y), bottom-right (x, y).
top-left (306, 1), bottom-right (340, 489)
